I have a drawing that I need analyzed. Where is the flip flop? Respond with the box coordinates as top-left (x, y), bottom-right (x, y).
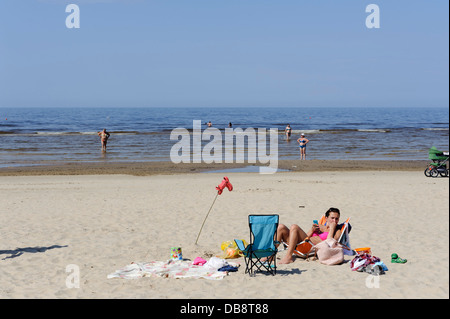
top-left (391, 253), bottom-right (407, 263)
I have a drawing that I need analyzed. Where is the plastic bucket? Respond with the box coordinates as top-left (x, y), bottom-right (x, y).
top-left (170, 247), bottom-right (183, 260)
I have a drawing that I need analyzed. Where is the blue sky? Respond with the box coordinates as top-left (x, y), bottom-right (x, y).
top-left (0, 0), bottom-right (448, 108)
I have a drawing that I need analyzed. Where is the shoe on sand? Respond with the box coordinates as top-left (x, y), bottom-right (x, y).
top-left (391, 253), bottom-right (407, 263)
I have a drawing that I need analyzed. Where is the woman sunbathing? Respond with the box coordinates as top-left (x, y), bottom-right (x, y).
top-left (277, 207), bottom-right (343, 264)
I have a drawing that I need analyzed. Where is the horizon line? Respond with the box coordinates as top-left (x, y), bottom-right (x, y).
top-left (0, 105), bottom-right (448, 109)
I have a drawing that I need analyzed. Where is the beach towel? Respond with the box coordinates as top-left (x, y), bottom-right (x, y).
top-left (107, 259), bottom-right (238, 280)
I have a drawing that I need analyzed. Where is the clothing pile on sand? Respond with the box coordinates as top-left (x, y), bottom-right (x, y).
top-left (107, 257), bottom-right (239, 280)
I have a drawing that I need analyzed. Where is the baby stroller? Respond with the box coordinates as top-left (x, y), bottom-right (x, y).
top-left (424, 146), bottom-right (449, 177)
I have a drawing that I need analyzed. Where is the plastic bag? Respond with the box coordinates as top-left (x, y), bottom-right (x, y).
top-left (219, 240), bottom-right (248, 259)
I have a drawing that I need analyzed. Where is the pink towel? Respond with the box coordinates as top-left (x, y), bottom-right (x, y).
top-left (193, 257), bottom-right (207, 266)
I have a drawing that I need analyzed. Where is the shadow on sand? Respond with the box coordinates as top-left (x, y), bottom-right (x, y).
top-left (0, 245), bottom-right (68, 260)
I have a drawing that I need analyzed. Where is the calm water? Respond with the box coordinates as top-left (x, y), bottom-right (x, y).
top-left (0, 107), bottom-right (448, 168)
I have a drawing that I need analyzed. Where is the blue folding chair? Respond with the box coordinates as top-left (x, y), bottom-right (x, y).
top-left (235, 214), bottom-right (279, 276)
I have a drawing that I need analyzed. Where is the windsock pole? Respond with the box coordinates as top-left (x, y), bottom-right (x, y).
top-left (195, 192), bottom-right (219, 245)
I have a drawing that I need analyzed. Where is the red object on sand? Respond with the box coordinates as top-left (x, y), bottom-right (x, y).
top-left (216, 176), bottom-right (233, 195)
top-left (195, 176), bottom-right (234, 244)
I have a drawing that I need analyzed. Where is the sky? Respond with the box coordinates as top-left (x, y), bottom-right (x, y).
top-left (0, 0), bottom-right (448, 108)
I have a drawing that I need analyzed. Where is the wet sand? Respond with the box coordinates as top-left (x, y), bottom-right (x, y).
top-left (0, 159), bottom-right (429, 176)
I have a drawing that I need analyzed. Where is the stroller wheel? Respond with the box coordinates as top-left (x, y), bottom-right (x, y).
top-left (430, 168), bottom-right (439, 178)
top-left (424, 167), bottom-right (432, 177)
top-left (440, 169), bottom-right (449, 177)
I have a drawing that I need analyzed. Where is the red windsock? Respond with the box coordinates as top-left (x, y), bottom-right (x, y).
top-left (216, 176), bottom-right (233, 195)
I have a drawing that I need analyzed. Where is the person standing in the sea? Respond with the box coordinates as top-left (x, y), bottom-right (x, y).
top-left (97, 128), bottom-right (110, 152)
top-left (297, 133), bottom-right (309, 160)
top-left (285, 124), bottom-right (292, 140)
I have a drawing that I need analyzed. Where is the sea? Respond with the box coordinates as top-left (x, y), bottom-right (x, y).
top-left (0, 107), bottom-right (448, 168)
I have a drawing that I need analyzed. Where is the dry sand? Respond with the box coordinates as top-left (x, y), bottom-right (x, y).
top-left (0, 162), bottom-right (448, 299)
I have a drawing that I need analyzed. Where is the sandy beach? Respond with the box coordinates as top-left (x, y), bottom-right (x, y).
top-left (0, 161), bottom-right (448, 299)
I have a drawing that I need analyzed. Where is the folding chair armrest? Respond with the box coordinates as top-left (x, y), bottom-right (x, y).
top-left (234, 239), bottom-right (249, 252)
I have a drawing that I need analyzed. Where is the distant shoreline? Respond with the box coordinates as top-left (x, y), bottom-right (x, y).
top-left (0, 159), bottom-right (430, 176)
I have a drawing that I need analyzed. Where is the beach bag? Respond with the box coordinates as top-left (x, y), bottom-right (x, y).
top-left (315, 238), bottom-right (344, 265)
top-left (220, 240), bottom-right (248, 259)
